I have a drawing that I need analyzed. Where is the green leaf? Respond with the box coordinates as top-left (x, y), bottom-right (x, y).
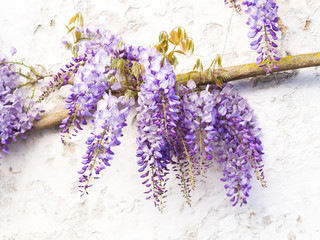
top-left (168, 51), bottom-right (175, 61)
top-left (207, 68), bottom-right (212, 79)
top-left (111, 59), bottom-right (118, 69)
top-left (125, 90), bottom-right (133, 103)
top-left (169, 55), bottom-right (178, 68)
top-left (154, 44), bottom-right (162, 53)
top-left (189, 39), bottom-right (194, 54)
top-left (214, 77), bottom-right (222, 89)
top-left (79, 13), bottom-right (84, 27)
top-left (69, 16), bottom-right (76, 25)
top-left (180, 40), bottom-right (186, 52)
top-left (185, 38), bottom-right (190, 49)
top-left (168, 38), bottom-right (175, 45)
top-left (160, 40), bottom-right (167, 48)
top-left (106, 75), bottom-right (112, 81)
top-left (119, 40), bottom-right (124, 49)
top-left (209, 58), bottom-right (216, 68)
top-left (65, 43), bottom-right (71, 50)
top-left (132, 62), bottom-right (140, 79)
top-left (169, 30), bottom-right (179, 45)
top-left (178, 27), bottom-right (183, 40)
top-left (110, 76), bottom-right (117, 84)
top-left (175, 50), bottom-right (186, 55)
top-left (196, 58), bottom-right (201, 70)
top-left (163, 42), bottom-right (169, 52)
top-left (158, 31), bottom-right (167, 43)
top-left (117, 58), bottom-right (125, 70)
top-left (217, 54), bottom-right (222, 68)
top-left (67, 26), bottom-right (75, 34)
top-left (75, 31), bottom-right (81, 42)
top-left (159, 32), bottom-right (163, 42)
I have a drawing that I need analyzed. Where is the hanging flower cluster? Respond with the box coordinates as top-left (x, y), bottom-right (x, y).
top-left (57, 26), bottom-right (139, 195)
top-left (48, 15), bottom-right (267, 210)
top-left (242, 0), bottom-right (280, 72)
top-left (0, 5), bottom-right (273, 210)
top-left (0, 52), bottom-right (42, 162)
top-left (174, 81), bottom-right (265, 207)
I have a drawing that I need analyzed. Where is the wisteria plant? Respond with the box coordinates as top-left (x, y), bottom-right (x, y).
top-left (0, 50), bottom-right (43, 163)
top-left (0, 1), bottom-right (281, 211)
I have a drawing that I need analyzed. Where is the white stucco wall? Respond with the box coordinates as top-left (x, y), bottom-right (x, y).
top-left (1, 0), bottom-right (320, 239)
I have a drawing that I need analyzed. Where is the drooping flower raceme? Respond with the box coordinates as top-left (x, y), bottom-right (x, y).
top-left (38, 55), bottom-right (85, 102)
top-left (170, 81), bottom-right (219, 205)
top-left (78, 92), bottom-right (133, 194)
top-left (136, 47), bottom-right (180, 210)
top-left (60, 28), bottom-right (123, 143)
top-left (181, 81), bottom-right (218, 176)
top-left (243, 0), bottom-right (280, 72)
top-left (59, 26), bottom-right (141, 193)
top-left (0, 53), bottom-right (42, 162)
top-left (176, 81), bottom-right (264, 207)
top-left (213, 83), bottom-right (265, 206)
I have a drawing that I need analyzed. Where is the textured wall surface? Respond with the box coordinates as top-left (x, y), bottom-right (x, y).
top-left (1, 0), bottom-right (320, 239)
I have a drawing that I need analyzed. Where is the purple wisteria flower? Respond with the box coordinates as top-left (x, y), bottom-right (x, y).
top-left (78, 91), bottom-right (133, 194)
top-left (243, 0), bottom-right (280, 72)
top-left (213, 83), bottom-right (265, 206)
top-left (172, 80), bottom-right (265, 207)
top-left (169, 80), bottom-right (218, 205)
top-left (59, 25), bottom-right (142, 194)
top-left (59, 30), bottom-right (121, 143)
top-left (37, 55), bottom-right (85, 102)
top-left (0, 53), bottom-right (42, 162)
top-left (180, 81), bottom-right (218, 176)
top-left (55, 24), bottom-right (266, 209)
top-left (136, 47), bottom-right (180, 210)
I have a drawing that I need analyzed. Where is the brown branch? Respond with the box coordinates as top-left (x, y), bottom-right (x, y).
top-left (33, 52), bottom-right (320, 132)
top-left (176, 52), bottom-right (320, 85)
top-left (33, 109), bottom-right (69, 131)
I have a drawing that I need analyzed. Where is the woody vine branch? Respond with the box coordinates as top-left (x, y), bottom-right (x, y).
top-left (33, 52), bottom-right (320, 132)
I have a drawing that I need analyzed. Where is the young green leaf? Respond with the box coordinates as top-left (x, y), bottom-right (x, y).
top-left (178, 27), bottom-right (183, 40)
top-left (168, 51), bottom-right (175, 60)
top-left (169, 30), bottom-right (179, 45)
top-left (180, 40), bottom-right (186, 52)
top-left (117, 58), bottom-right (125, 70)
top-left (79, 14), bottom-right (84, 28)
top-left (214, 77), bottom-right (222, 89)
top-left (75, 31), bottom-right (81, 42)
top-left (189, 39), bottom-right (194, 53)
top-left (216, 54), bottom-right (222, 68)
top-left (207, 68), bottom-right (212, 79)
top-left (67, 26), bottom-right (75, 34)
top-left (175, 50), bottom-right (186, 55)
top-left (111, 59), bottom-right (118, 69)
top-left (69, 16), bottom-right (76, 25)
top-left (196, 58), bottom-right (201, 70)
